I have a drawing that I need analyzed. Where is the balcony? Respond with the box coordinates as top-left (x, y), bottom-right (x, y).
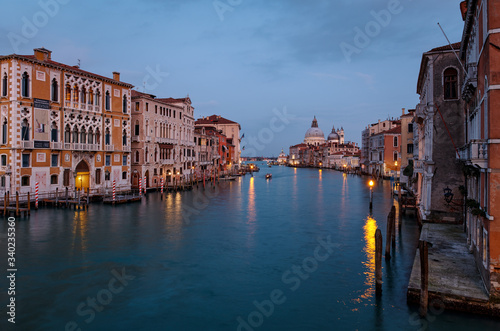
top-left (132, 136), bottom-right (140, 143)
top-left (123, 146), bottom-right (131, 152)
top-left (161, 159), bottom-right (175, 165)
top-left (457, 140), bottom-right (488, 168)
top-left (72, 143), bottom-right (101, 151)
top-left (20, 141), bottom-right (34, 149)
top-left (414, 159), bottom-right (424, 173)
top-left (51, 142), bottom-right (63, 150)
top-left (105, 145), bottom-right (114, 152)
top-left (145, 136), bottom-right (151, 142)
top-left (462, 62), bottom-right (477, 102)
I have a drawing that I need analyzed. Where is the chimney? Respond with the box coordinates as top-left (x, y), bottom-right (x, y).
top-left (402, 108), bottom-right (405, 115)
top-left (113, 72), bottom-right (120, 81)
top-left (34, 48), bottom-right (51, 61)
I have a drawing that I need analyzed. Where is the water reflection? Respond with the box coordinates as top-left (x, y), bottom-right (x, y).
top-left (247, 177), bottom-right (256, 245)
top-left (71, 210), bottom-right (88, 256)
top-left (359, 216), bottom-right (378, 300)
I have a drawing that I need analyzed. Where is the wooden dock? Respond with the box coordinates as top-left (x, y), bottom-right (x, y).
top-left (103, 195), bottom-right (142, 205)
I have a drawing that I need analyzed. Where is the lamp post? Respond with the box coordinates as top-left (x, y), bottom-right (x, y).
top-left (444, 187), bottom-right (454, 205)
top-left (369, 180), bottom-right (374, 210)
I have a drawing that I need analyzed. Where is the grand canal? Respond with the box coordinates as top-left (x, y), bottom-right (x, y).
top-left (1, 163), bottom-right (500, 330)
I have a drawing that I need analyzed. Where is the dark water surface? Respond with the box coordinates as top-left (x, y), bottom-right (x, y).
top-left (1, 163), bottom-right (500, 330)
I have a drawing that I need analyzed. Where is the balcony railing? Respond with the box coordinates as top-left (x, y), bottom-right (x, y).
top-left (123, 146), bottom-right (131, 152)
top-left (457, 140), bottom-right (487, 168)
top-left (21, 141), bottom-right (34, 149)
top-left (145, 136), bottom-right (151, 142)
top-left (105, 145), bottom-right (114, 152)
top-left (161, 159), bottom-right (175, 165)
top-left (131, 136), bottom-right (140, 143)
top-left (51, 142), bottom-right (63, 150)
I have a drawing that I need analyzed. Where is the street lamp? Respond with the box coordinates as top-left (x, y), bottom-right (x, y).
top-left (369, 180), bottom-right (374, 210)
top-left (444, 187), bottom-right (454, 204)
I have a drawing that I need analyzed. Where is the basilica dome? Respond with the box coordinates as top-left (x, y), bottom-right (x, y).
top-left (304, 116), bottom-right (325, 146)
top-left (327, 126), bottom-right (340, 142)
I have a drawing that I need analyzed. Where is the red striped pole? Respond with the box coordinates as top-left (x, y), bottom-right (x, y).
top-left (143, 176), bottom-right (147, 194)
top-left (35, 182), bottom-right (39, 209)
top-left (139, 178), bottom-right (142, 197)
top-left (112, 180), bottom-right (116, 202)
top-left (160, 177), bottom-right (164, 194)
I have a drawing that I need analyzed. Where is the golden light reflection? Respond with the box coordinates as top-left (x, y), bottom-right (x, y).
top-left (247, 177), bottom-right (256, 246)
top-left (71, 209), bottom-right (88, 256)
top-left (359, 216), bottom-right (378, 300)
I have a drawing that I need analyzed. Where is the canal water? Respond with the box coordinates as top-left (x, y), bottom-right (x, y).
top-left (1, 163), bottom-right (500, 330)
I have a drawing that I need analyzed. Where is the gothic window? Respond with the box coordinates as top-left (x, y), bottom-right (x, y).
top-left (72, 127), bottom-right (79, 143)
top-left (88, 88), bottom-right (94, 105)
top-left (51, 78), bottom-right (58, 102)
top-left (122, 129), bottom-right (127, 146)
top-left (393, 136), bottom-right (398, 147)
top-left (80, 128), bottom-right (87, 144)
top-left (21, 72), bottom-right (29, 97)
top-left (135, 150), bottom-right (140, 163)
top-left (88, 128), bottom-right (94, 145)
top-left (123, 95), bottom-right (127, 113)
top-left (444, 67), bottom-right (458, 100)
top-left (21, 119), bottom-right (30, 141)
top-left (105, 91), bottom-right (110, 110)
top-left (65, 83), bottom-right (71, 101)
top-left (64, 125), bottom-right (71, 143)
top-left (95, 128), bottom-right (101, 146)
top-left (105, 128), bottom-right (110, 145)
top-left (73, 84), bottom-right (79, 102)
top-left (51, 122), bottom-right (58, 142)
top-left (2, 119), bottom-right (7, 144)
top-left (81, 87), bottom-right (86, 104)
top-left (2, 73), bottom-right (7, 96)
top-left (95, 90), bottom-right (100, 106)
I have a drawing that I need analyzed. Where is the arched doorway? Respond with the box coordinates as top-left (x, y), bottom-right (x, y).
top-left (131, 171), bottom-right (139, 188)
top-left (75, 160), bottom-right (90, 190)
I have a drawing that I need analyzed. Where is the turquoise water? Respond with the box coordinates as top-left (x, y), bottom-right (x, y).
top-left (1, 163), bottom-right (499, 330)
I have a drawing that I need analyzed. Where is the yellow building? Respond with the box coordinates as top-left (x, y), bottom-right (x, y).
top-left (0, 48), bottom-right (133, 195)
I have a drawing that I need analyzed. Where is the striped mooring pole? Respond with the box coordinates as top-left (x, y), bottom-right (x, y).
top-left (160, 177), bottom-right (164, 194)
top-left (143, 176), bottom-right (147, 195)
top-left (139, 178), bottom-right (142, 197)
top-left (35, 182), bottom-right (39, 209)
top-left (112, 180), bottom-right (116, 202)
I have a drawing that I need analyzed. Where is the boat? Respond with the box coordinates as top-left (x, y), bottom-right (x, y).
top-left (265, 173), bottom-right (272, 179)
top-left (220, 176), bottom-right (237, 181)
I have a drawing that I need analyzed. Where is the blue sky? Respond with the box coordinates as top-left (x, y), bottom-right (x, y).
top-left (0, 0), bottom-right (465, 156)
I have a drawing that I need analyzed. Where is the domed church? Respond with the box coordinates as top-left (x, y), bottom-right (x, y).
top-left (327, 125), bottom-right (345, 144)
top-left (304, 116), bottom-right (326, 146)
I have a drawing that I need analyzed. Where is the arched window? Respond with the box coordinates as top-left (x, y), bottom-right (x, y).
top-left (135, 151), bottom-right (140, 163)
top-left (64, 125), bottom-right (71, 143)
top-left (2, 73), bottom-right (8, 96)
top-left (51, 78), bottom-right (58, 102)
top-left (21, 72), bottom-right (29, 97)
top-left (95, 128), bottom-right (101, 146)
top-left (65, 83), bottom-right (71, 101)
top-left (72, 127), bottom-right (79, 143)
top-left (393, 136), bottom-right (398, 147)
top-left (105, 91), bottom-right (110, 110)
top-left (88, 88), bottom-right (94, 105)
top-left (73, 84), bottom-right (79, 102)
top-left (123, 95), bottom-right (127, 113)
top-left (88, 128), bottom-right (94, 145)
top-left (21, 119), bottom-right (29, 141)
top-left (122, 129), bottom-right (127, 146)
top-left (2, 119), bottom-right (7, 144)
top-left (95, 90), bottom-right (100, 106)
top-left (145, 147), bottom-right (148, 163)
top-left (51, 122), bottom-right (58, 142)
top-left (80, 128), bottom-right (87, 144)
top-left (444, 67), bottom-right (458, 100)
top-left (80, 86), bottom-right (86, 104)
top-left (105, 128), bottom-right (110, 145)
